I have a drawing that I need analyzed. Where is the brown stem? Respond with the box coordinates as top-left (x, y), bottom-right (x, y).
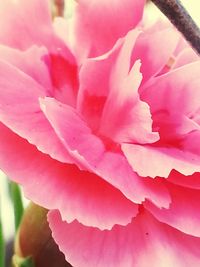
top-left (54, 0), bottom-right (65, 17)
top-left (151, 0), bottom-right (200, 56)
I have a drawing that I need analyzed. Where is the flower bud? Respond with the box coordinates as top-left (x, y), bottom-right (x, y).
top-left (13, 203), bottom-right (71, 267)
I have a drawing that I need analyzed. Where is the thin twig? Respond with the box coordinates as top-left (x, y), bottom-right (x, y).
top-left (54, 0), bottom-right (65, 17)
top-left (151, 0), bottom-right (200, 56)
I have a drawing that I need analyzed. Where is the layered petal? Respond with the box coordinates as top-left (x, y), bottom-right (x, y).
top-left (77, 37), bottom-right (123, 131)
top-left (98, 30), bottom-right (158, 144)
top-left (173, 48), bottom-right (199, 69)
top-left (49, 209), bottom-right (200, 267)
top-left (0, 0), bottom-right (63, 52)
top-left (78, 29), bottom-right (158, 144)
top-left (141, 61), bottom-right (200, 119)
top-left (0, 123), bottom-right (138, 229)
top-left (122, 143), bottom-right (200, 178)
top-left (100, 60), bottom-right (159, 144)
top-left (145, 182), bottom-right (200, 237)
top-left (131, 27), bottom-right (179, 85)
top-left (47, 53), bottom-right (78, 107)
top-left (122, 61), bottom-right (200, 177)
top-left (0, 4), bottom-right (199, 267)
top-left (0, 59), bottom-right (72, 163)
top-left (0, 0), bottom-right (51, 49)
top-left (73, 0), bottom-right (145, 57)
top-left (0, 0), bottom-right (77, 81)
top-left (0, 45), bottom-right (52, 90)
top-left (168, 170), bottom-right (200, 190)
top-left (41, 97), bottom-right (171, 209)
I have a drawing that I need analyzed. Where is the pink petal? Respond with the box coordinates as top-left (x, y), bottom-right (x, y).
top-left (0, 59), bottom-right (72, 163)
top-left (0, 0), bottom-right (51, 49)
top-left (0, 0), bottom-right (78, 108)
top-left (0, 123), bottom-right (137, 229)
top-left (53, 17), bottom-right (72, 46)
top-left (167, 131), bottom-right (200, 188)
top-left (78, 30), bottom-right (158, 144)
top-left (141, 61), bottom-right (200, 117)
top-left (41, 97), bottom-right (170, 208)
top-left (49, 209), bottom-right (200, 267)
top-left (174, 35), bottom-right (189, 56)
top-left (100, 60), bottom-right (159, 144)
top-left (132, 27), bottom-right (179, 85)
top-left (145, 182), bottom-right (200, 237)
top-left (53, 17), bottom-right (75, 56)
top-left (168, 170), bottom-right (200, 190)
top-left (47, 53), bottom-right (78, 107)
top-left (77, 38), bottom-right (123, 131)
top-left (183, 131), bottom-right (200, 155)
top-left (108, 30), bottom-right (140, 85)
top-left (122, 143), bottom-right (200, 178)
top-left (149, 112), bottom-right (200, 144)
top-left (0, 45), bottom-right (52, 90)
top-left (132, 62), bottom-right (200, 177)
top-left (0, 0), bottom-right (76, 72)
top-left (0, 0), bottom-right (56, 51)
top-left (173, 48), bottom-right (199, 69)
top-left (73, 0), bottom-right (145, 57)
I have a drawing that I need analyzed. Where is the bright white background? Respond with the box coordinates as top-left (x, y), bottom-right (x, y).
top-left (147, 0), bottom-right (200, 26)
top-left (0, 0), bottom-right (200, 241)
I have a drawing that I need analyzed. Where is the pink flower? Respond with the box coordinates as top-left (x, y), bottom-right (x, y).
top-left (72, 0), bottom-right (145, 58)
top-left (0, 0), bottom-right (200, 267)
top-left (47, 27), bottom-right (200, 266)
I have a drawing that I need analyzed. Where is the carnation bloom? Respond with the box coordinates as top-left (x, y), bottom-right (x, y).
top-left (1, 0), bottom-right (200, 267)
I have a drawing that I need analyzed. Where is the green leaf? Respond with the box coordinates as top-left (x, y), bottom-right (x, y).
top-left (9, 182), bottom-right (24, 231)
top-left (12, 255), bottom-right (35, 267)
